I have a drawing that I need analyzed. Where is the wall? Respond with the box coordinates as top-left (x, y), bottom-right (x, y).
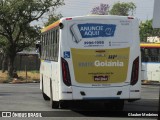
top-left (0, 54), bottom-right (40, 71)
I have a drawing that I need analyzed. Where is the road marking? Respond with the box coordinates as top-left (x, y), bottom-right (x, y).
top-left (0, 84), bottom-right (39, 88)
top-left (141, 97), bottom-right (159, 100)
top-left (142, 85), bottom-right (160, 89)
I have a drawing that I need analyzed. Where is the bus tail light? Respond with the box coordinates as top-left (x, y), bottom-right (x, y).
top-left (66, 18), bottom-right (72, 20)
top-left (61, 58), bottom-right (71, 86)
top-left (131, 57), bottom-right (139, 85)
top-left (128, 16), bottom-right (134, 19)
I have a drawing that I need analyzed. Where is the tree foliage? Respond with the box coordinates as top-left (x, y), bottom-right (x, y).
top-left (91, 3), bottom-right (109, 15)
top-left (44, 13), bottom-right (63, 27)
top-left (139, 20), bottom-right (160, 42)
top-left (0, 0), bottom-right (64, 77)
top-left (0, 36), bottom-right (8, 72)
top-left (109, 2), bottom-right (136, 16)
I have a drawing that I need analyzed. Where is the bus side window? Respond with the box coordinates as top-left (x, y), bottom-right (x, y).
top-left (141, 48), bottom-right (145, 62)
top-left (53, 30), bottom-right (56, 61)
top-left (41, 27), bottom-right (59, 62)
top-left (48, 31), bottom-right (51, 60)
top-left (55, 29), bottom-right (58, 61)
top-left (47, 32), bottom-right (49, 60)
top-left (46, 33), bottom-right (49, 60)
top-left (44, 34), bottom-right (46, 60)
top-left (57, 29), bottom-right (59, 61)
top-left (50, 31), bottom-right (53, 60)
top-left (52, 30), bottom-right (55, 60)
top-left (42, 34), bottom-right (45, 59)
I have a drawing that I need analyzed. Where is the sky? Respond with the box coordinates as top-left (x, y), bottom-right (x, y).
top-left (57, 0), bottom-right (154, 20)
top-left (34, 0), bottom-right (155, 26)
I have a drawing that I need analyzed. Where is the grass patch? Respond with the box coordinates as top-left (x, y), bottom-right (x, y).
top-left (0, 70), bottom-right (40, 83)
top-left (0, 71), bottom-right (8, 83)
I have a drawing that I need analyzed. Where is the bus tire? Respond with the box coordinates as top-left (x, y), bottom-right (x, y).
top-left (60, 101), bottom-right (69, 109)
top-left (42, 92), bottom-right (50, 101)
top-left (105, 100), bottom-right (124, 111)
top-left (42, 77), bottom-right (50, 101)
top-left (115, 100), bottom-right (124, 111)
top-left (50, 79), bottom-right (59, 109)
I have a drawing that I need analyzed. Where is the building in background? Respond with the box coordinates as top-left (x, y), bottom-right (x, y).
top-left (147, 36), bottom-right (160, 43)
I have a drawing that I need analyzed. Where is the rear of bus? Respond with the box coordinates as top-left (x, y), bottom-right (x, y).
top-left (59, 15), bottom-right (141, 108)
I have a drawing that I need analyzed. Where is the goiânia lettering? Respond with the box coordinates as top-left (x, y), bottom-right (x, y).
top-left (94, 60), bottom-right (124, 67)
top-left (78, 60), bottom-right (124, 67)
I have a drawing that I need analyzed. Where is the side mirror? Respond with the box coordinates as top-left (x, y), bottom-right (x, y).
top-left (36, 42), bottom-right (41, 57)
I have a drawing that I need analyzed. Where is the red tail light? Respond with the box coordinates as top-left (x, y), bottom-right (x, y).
top-left (128, 16), bottom-right (134, 19)
top-left (131, 57), bottom-right (139, 85)
top-left (66, 18), bottom-right (72, 20)
top-left (61, 57), bottom-right (71, 86)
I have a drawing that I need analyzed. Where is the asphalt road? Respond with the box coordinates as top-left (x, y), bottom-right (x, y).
top-left (0, 83), bottom-right (159, 120)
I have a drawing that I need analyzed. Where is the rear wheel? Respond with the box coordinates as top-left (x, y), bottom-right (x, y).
top-left (60, 101), bottom-right (69, 109)
top-left (42, 92), bottom-right (50, 101)
top-left (50, 80), bottom-right (59, 109)
top-left (42, 78), bottom-right (50, 100)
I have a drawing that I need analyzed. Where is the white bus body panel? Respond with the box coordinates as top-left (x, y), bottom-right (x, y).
top-left (40, 61), bottom-right (60, 101)
top-left (58, 16), bottom-right (141, 100)
top-left (142, 63), bottom-right (160, 82)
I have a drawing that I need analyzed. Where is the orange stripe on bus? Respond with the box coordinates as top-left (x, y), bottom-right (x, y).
top-left (41, 20), bottom-right (60, 33)
top-left (140, 43), bottom-right (160, 48)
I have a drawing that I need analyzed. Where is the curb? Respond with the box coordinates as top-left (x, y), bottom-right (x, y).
top-left (141, 80), bottom-right (160, 86)
top-left (142, 82), bottom-right (160, 86)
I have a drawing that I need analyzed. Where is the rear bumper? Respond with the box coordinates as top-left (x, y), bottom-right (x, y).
top-left (59, 85), bottom-right (139, 100)
top-left (71, 85), bottom-right (130, 100)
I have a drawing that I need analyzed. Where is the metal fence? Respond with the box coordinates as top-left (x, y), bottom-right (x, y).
top-left (0, 53), bottom-right (40, 71)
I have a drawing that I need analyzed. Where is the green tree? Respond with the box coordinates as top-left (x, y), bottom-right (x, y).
top-left (91, 3), bottom-right (109, 15)
top-left (109, 2), bottom-right (136, 16)
top-left (139, 20), bottom-right (160, 42)
top-left (45, 13), bottom-right (63, 27)
top-left (0, 0), bottom-right (64, 78)
top-left (0, 37), bottom-right (8, 73)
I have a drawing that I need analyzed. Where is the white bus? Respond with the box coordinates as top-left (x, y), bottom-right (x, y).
top-left (38, 15), bottom-right (141, 110)
top-left (141, 43), bottom-right (160, 82)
